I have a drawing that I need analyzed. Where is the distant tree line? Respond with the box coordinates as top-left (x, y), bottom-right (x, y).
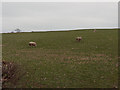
top-left (11, 28), bottom-right (21, 33)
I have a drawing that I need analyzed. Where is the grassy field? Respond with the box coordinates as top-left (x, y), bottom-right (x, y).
top-left (2, 29), bottom-right (118, 88)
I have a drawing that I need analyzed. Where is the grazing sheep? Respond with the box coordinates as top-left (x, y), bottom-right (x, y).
top-left (93, 29), bottom-right (96, 32)
top-left (76, 37), bottom-right (82, 42)
top-left (29, 42), bottom-right (37, 47)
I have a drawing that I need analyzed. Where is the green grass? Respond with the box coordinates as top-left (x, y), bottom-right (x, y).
top-left (2, 29), bottom-right (118, 88)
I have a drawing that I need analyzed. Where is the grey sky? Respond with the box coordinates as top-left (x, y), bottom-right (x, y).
top-left (2, 2), bottom-right (118, 33)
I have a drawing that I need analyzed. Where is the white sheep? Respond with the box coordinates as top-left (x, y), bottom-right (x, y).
top-left (29, 42), bottom-right (37, 47)
top-left (76, 37), bottom-right (82, 42)
top-left (93, 29), bottom-right (96, 32)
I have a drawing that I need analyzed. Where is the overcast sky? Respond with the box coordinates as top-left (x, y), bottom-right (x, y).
top-left (2, 2), bottom-right (118, 33)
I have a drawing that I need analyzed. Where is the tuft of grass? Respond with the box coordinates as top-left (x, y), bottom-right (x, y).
top-left (2, 29), bottom-right (118, 88)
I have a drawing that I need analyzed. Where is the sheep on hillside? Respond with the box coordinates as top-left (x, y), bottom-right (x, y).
top-left (76, 37), bottom-right (82, 42)
top-left (29, 42), bottom-right (37, 47)
top-left (93, 29), bottom-right (96, 32)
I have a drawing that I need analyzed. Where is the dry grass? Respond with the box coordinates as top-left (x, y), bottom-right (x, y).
top-left (17, 49), bottom-right (113, 65)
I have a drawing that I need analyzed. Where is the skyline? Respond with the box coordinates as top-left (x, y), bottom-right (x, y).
top-left (2, 2), bottom-right (118, 33)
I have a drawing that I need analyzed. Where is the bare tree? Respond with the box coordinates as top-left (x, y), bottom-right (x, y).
top-left (15, 28), bottom-right (21, 33)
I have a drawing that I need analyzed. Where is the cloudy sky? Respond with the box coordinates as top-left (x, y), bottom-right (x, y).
top-left (2, 2), bottom-right (118, 33)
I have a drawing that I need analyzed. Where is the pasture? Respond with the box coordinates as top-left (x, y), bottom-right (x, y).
top-left (2, 29), bottom-right (118, 88)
